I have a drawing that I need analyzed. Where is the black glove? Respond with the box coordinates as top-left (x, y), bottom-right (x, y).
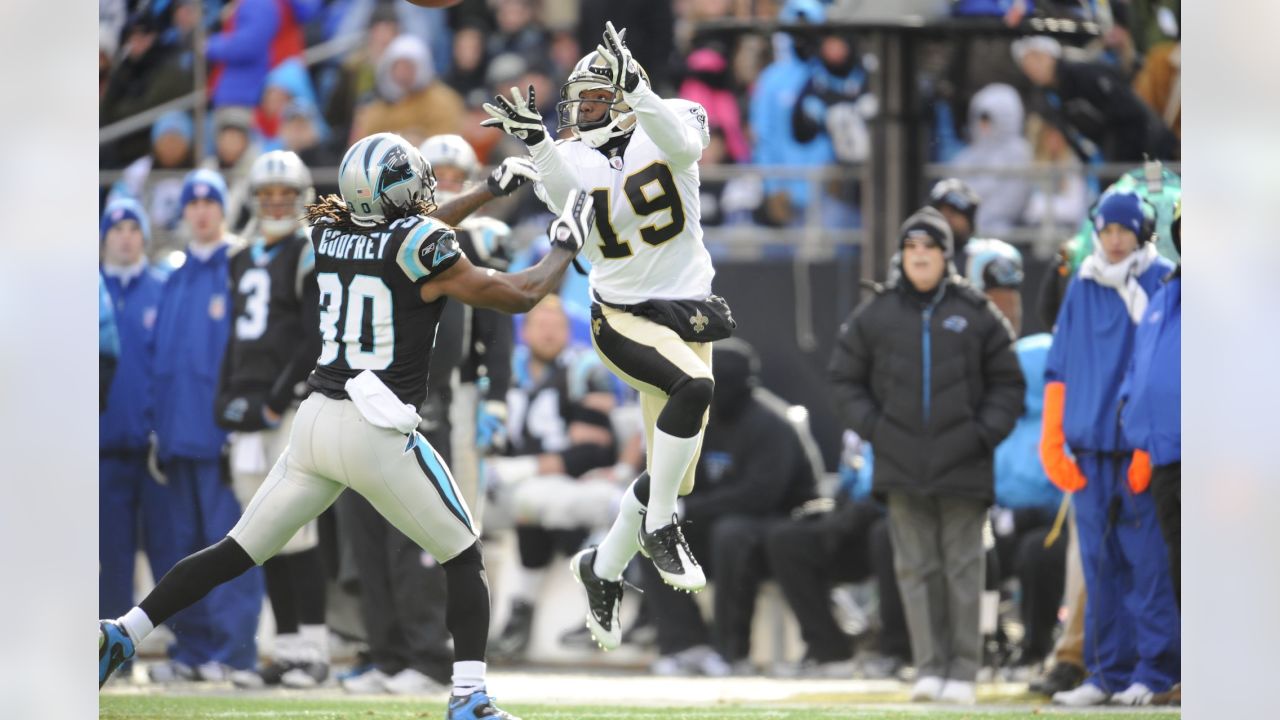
top-left (548, 189), bottom-right (595, 254)
top-left (486, 156), bottom-right (540, 197)
top-left (481, 85), bottom-right (547, 145)
top-left (593, 21), bottom-right (644, 93)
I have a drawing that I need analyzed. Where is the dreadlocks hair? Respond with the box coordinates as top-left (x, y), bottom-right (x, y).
top-left (304, 194), bottom-right (439, 232)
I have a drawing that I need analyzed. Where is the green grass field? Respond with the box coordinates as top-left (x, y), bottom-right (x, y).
top-left (99, 695), bottom-right (1181, 719)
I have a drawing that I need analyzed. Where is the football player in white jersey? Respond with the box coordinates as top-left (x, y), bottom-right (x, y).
top-left (483, 21), bottom-right (736, 651)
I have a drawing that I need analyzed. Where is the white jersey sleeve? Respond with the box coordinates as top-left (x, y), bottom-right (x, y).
top-left (625, 86), bottom-right (711, 167)
top-left (528, 138), bottom-right (585, 215)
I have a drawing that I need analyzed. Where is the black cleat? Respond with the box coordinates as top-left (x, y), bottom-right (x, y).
top-left (637, 512), bottom-right (706, 592)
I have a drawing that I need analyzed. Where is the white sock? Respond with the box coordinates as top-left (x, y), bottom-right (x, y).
top-left (645, 428), bottom-right (701, 532)
top-left (118, 607), bottom-right (154, 646)
top-left (513, 565), bottom-right (546, 605)
top-left (452, 660), bottom-right (486, 696)
top-left (592, 480), bottom-right (645, 581)
top-left (299, 624), bottom-right (329, 662)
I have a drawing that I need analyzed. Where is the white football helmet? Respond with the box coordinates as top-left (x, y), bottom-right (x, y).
top-left (249, 150), bottom-right (315, 237)
top-left (418, 134), bottom-right (479, 204)
top-left (338, 132), bottom-right (436, 226)
top-left (557, 51), bottom-right (648, 148)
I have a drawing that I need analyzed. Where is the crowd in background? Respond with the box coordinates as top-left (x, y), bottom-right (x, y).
top-left (98, 0), bottom-right (1182, 708)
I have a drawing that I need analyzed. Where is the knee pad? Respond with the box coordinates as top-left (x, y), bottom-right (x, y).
top-left (657, 377), bottom-right (714, 437)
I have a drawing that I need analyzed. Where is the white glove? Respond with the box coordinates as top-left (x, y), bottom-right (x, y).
top-left (481, 85), bottom-right (547, 145)
top-left (547, 188), bottom-right (595, 254)
top-left (486, 155), bottom-right (540, 197)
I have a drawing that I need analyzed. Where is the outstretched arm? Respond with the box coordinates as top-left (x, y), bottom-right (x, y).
top-left (482, 84), bottom-right (582, 214)
top-left (421, 189), bottom-right (595, 312)
top-left (430, 156), bottom-right (541, 225)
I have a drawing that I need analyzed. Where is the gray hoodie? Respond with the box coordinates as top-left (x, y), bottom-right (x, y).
top-left (951, 83), bottom-right (1033, 234)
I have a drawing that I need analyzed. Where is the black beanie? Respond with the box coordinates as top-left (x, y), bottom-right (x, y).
top-left (899, 206), bottom-right (955, 258)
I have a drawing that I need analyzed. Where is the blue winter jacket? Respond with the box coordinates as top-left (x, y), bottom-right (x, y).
top-left (749, 55), bottom-right (833, 208)
top-left (152, 245), bottom-right (233, 461)
top-left (99, 275), bottom-right (119, 360)
top-left (101, 266), bottom-right (169, 452)
top-left (1121, 275), bottom-right (1181, 466)
top-left (995, 333), bottom-right (1062, 512)
top-left (1045, 258), bottom-right (1175, 453)
top-left (207, 0), bottom-right (281, 108)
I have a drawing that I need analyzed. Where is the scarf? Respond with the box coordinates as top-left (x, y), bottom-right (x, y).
top-left (1079, 242), bottom-right (1158, 323)
top-left (101, 258), bottom-right (147, 286)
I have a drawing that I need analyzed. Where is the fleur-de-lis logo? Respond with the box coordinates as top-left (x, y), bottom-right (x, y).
top-left (592, 317), bottom-right (603, 336)
top-left (689, 309), bottom-right (708, 333)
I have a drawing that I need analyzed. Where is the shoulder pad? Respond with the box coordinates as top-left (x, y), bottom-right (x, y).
top-left (396, 217), bottom-right (460, 283)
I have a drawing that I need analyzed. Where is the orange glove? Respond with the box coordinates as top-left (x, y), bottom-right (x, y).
top-left (1041, 381), bottom-right (1087, 492)
top-left (1128, 450), bottom-right (1152, 494)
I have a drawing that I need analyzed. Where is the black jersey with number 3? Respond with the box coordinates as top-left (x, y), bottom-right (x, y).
top-left (306, 214), bottom-right (462, 408)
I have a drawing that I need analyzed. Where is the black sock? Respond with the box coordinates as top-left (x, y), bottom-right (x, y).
top-left (139, 537), bottom-right (256, 627)
top-left (288, 547), bottom-right (327, 626)
top-left (264, 555), bottom-right (300, 635)
top-left (443, 541), bottom-right (490, 662)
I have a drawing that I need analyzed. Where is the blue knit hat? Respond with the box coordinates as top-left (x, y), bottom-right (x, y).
top-left (100, 197), bottom-right (151, 245)
top-left (1094, 190), bottom-right (1152, 241)
top-left (179, 168), bottom-right (228, 210)
top-left (151, 110), bottom-right (194, 145)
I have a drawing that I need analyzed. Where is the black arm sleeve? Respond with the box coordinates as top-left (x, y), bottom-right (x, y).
top-left (791, 78), bottom-right (824, 144)
top-left (827, 304), bottom-right (882, 438)
top-left (560, 442), bottom-right (617, 478)
top-left (973, 311), bottom-right (1026, 449)
top-left (266, 271), bottom-right (322, 414)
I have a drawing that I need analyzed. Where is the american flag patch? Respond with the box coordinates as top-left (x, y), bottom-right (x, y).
top-left (357, 187), bottom-right (372, 198)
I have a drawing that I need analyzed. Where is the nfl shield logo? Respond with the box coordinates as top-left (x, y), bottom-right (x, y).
top-left (209, 295), bottom-right (226, 320)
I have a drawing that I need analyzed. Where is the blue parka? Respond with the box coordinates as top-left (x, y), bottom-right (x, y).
top-left (100, 266), bottom-right (169, 452)
top-left (995, 333), bottom-right (1063, 512)
top-left (152, 244), bottom-right (233, 461)
top-left (1121, 274), bottom-right (1181, 466)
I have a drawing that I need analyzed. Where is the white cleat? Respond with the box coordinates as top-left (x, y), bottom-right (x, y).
top-left (569, 548), bottom-right (624, 651)
top-left (637, 514), bottom-right (706, 592)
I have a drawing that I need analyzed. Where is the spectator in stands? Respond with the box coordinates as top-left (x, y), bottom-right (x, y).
top-left (322, 5), bottom-right (399, 140)
top-left (279, 100), bottom-right (341, 172)
top-left (147, 170), bottom-right (264, 682)
top-left (1133, 38), bottom-right (1181, 144)
top-left (791, 31), bottom-right (877, 169)
top-left (352, 33), bottom-right (464, 146)
top-left (1012, 36), bottom-right (1176, 161)
top-left (828, 207), bottom-right (1024, 704)
top-left (202, 106), bottom-right (260, 232)
top-left (487, 0), bottom-right (551, 61)
top-left (111, 110), bottom-right (194, 244)
top-left (679, 47), bottom-right (750, 163)
top-left (766, 431), bottom-right (911, 678)
top-left (965, 240), bottom-right (1067, 672)
top-left (99, 200), bottom-right (175, 669)
top-left (698, 127), bottom-right (762, 228)
top-left (257, 58), bottom-right (328, 152)
top-left (1118, 199), bottom-right (1180, 706)
top-left (1022, 114), bottom-right (1089, 230)
top-left (445, 22), bottom-right (489, 106)
top-left (206, 0), bottom-right (281, 110)
top-left (748, 0), bottom-right (835, 227)
top-left (485, 297), bottom-right (621, 660)
top-left (642, 340), bottom-right (819, 676)
top-left (948, 83), bottom-right (1032, 235)
top-left (100, 11), bottom-right (194, 168)
top-left (1040, 190), bottom-right (1179, 706)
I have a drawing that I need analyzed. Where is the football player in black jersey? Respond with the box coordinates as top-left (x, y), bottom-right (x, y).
top-left (100, 132), bottom-right (593, 720)
top-left (213, 150), bottom-right (330, 689)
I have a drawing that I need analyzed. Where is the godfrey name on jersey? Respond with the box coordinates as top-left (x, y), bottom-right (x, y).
top-left (315, 228), bottom-right (393, 261)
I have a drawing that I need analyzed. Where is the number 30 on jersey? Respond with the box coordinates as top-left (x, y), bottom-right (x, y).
top-left (316, 272), bottom-right (394, 370)
top-left (591, 161), bottom-right (686, 259)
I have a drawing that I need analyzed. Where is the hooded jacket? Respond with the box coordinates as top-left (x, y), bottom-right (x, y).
top-left (829, 274), bottom-right (1025, 503)
top-left (1120, 274), bottom-right (1181, 465)
top-left (358, 34), bottom-right (464, 142)
top-left (1045, 257), bottom-right (1176, 453)
top-left (951, 83), bottom-right (1033, 234)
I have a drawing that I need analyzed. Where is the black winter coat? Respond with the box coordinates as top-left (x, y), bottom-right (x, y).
top-left (828, 277), bottom-right (1025, 503)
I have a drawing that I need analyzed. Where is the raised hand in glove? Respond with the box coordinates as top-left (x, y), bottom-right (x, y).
top-left (486, 156), bottom-right (540, 197)
top-left (592, 21), bottom-right (644, 93)
top-left (481, 85), bottom-right (547, 145)
top-left (548, 188), bottom-right (595, 254)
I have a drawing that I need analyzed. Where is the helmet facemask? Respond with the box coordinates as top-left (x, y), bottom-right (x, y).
top-left (557, 53), bottom-right (642, 148)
